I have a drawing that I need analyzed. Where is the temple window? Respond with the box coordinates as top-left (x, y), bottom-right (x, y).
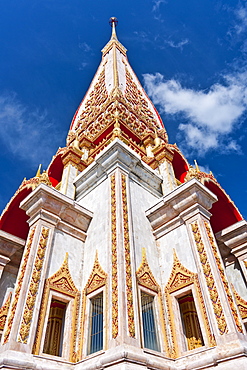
top-left (140, 291), bottom-right (160, 352)
top-left (88, 292), bottom-right (104, 355)
top-left (43, 299), bottom-right (67, 357)
top-left (177, 293), bottom-right (204, 351)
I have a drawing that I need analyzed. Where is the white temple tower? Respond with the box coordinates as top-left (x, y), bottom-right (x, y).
top-left (0, 18), bottom-right (247, 370)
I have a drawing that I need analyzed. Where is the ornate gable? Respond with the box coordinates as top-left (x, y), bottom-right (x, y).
top-left (165, 250), bottom-right (195, 293)
top-left (136, 248), bottom-right (159, 292)
top-left (85, 251), bottom-right (107, 295)
top-left (48, 253), bottom-right (78, 297)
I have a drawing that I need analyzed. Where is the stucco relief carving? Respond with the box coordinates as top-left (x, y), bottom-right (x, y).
top-left (165, 250), bottom-right (215, 358)
top-left (121, 173), bottom-right (135, 338)
top-left (33, 253), bottom-right (79, 362)
top-left (18, 227), bottom-right (49, 344)
top-left (3, 227), bottom-right (36, 344)
top-left (191, 222), bottom-right (227, 335)
top-left (204, 221), bottom-right (243, 333)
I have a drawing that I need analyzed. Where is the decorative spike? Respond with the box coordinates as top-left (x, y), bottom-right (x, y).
top-left (109, 17), bottom-right (118, 40)
top-left (194, 160), bottom-right (200, 172)
top-left (36, 164), bottom-right (42, 177)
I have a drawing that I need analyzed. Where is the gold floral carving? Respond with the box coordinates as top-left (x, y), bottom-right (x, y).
top-left (18, 227), bottom-right (49, 344)
top-left (121, 174), bottom-right (135, 337)
top-left (111, 174), bottom-right (118, 338)
top-left (78, 251), bottom-right (107, 360)
top-left (85, 251), bottom-right (107, 295)
top-left (136, 248), bottom-right (159, 292)
top-left (204, 221), bottom-right (243, 333)
top-left (165, 250), bottom-right (215, 358)
top-left (3, 227), bottom-right (36, 343)
top-left (0, 292), bottom-right (12, 331)
top-left (191, 222), bottom-right (227, 335)
top-left (32, 253), bottom-right (79, 362)
top-left (137, 249), bottom-right (169, 354)
top-left (232, 285), bottom-right (247, 320)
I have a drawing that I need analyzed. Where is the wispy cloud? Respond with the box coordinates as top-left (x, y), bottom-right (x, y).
top-left (152, 0), bottom-right (166, 21)
top-left (152, 0), bottom-right (166, 12)
top-left (235, 4), bottom-right (247, 34)
top-left (0, 93), bottom-right (62, 167)
top-left (143, 72), bottom-right (247, 156)
top-left (165, 39), bottom-right (189, 50)
top-left (79, 42), bottom-right (92, 52)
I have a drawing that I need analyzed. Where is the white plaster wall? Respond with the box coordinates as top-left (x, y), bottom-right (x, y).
top-left (0, 270), bottom-right (16, 306)
top-left (78, 178), bottom-right (110, 287)
top-left (158, 224), bottom-right (197, 286)
top-left (117, 49), bottom-right (126, 92)
top-left (129, 179), bottom-right (161, 283)
top-left (46, 231), bottom-right (84, 291)
top-left (226, 262), bottom-right (247, 301)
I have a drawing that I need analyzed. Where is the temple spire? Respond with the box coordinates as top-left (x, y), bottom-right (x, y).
top-left (109, 17), bottom-right (118, 40)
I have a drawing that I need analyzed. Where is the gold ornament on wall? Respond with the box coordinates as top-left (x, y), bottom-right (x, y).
top-left (18, 227), bottom-right (49, 344)
top-left (3, 227), bottom-right (36, 344)
top-left (232, 284), bottom-right (247, 320)
top-left (136, 248), bottom-right (169, 354)
top-left (33, 253), bottom-right (79, 362)
top-left (111, 173), bottom-right (119, 338)
top-left (191, 222), bottom-right (227, 335)
top-left (78, 251), bottom-right (107, 360)
top-left (121, 173), bottom-right (135, 338)
top-left (0, 292), bottom-right (12, 331)
top-left (165, 250), bottom-right (215, 358)
top-left (204, 221), bottom-right (243, 333)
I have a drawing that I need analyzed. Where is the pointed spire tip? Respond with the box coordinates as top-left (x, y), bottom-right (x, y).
top-left (109, 17), bottom-right (118, 40)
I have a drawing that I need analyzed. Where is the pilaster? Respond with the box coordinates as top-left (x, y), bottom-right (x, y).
top-left (146, 178), bottom-right (245, 347)
top-left (1, 184), bottom-right (92, 354)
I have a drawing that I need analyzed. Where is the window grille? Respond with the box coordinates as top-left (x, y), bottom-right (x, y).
top-left (141, 292), bottom-right (160, 351)
top-left (178, 293), bottom-right (204, 350)
top-left (43, 299), bottom-right (66, 356)
top-left (88, 292), bottom-right (103, 354)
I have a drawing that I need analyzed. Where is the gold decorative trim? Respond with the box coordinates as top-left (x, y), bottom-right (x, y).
top-left (204, 221), bottom-right (243, 333)
top-left (111, 174), bottom-right (118, 338)
top-left (33, 253), bottom-right (79, 362)
top-left (165, 250), bottom-right (215, 358)
top-left (85, 251), bottom-right (107, 295)
top-left (78, 251), bottom-right (107, 360)
top-left (0, 292), bottom-right (12, 331)
top-left (136, 248), bottom-right (159, 292)
top-left (137, 249), bottom-right (169, 355)
top-left (191, 222), bottom-right (227, 335)
top-left (121, 173), bottom-right (135, 337)
top-left (18, 227), bottom-right (49, 344)
top-left (3, 227), bottom-right (36, 343)
top-left (232, 285), bottom-right (247, 320)
top-left (244, 260), bottom-right (247, 269)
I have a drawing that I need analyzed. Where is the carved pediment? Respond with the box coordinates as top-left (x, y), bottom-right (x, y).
top-left (48, 253), bottom-right (78, 296)
top-left (136, 249), bottom-right (159, 292)
top-left (85, 251), bottom-right (107, 295)
top-left (0, 292), bottom-right (12, 330)
top-left (165, 250), bottom-right (195, 293)
top-left (232, 284), bottom-right (247, 319)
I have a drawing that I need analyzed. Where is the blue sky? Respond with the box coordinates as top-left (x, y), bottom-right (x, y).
top-left (0, 0), bottom-right (247, 219)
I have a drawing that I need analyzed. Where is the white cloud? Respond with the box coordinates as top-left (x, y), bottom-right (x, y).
top-left (0, 93), bottom-right (62, 166)
top-left (165, 39), bottom-right (189, 50)
top-left (235, 4), bottom-right (247, 34)
top-left (152, 0), bottom-right (166, 13)
top-left (143, 72), bottom-right (247, 155)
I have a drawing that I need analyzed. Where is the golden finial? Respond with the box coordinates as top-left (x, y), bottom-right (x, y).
top-left (194, 160), bottom-right (200, 172)
top-left (36, 164), bottom-right (42, 177)
top-left (109, 17), bottom-right (118, 40)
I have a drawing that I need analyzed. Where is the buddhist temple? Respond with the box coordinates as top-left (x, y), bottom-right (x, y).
top-left (0, 18), bottom-right (247, 370)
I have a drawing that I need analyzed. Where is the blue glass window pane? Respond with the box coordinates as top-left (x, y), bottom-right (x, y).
top-left (141, 292), bottom-right (160, 352)
top-left (88, 293), bottom-right (103, 354)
